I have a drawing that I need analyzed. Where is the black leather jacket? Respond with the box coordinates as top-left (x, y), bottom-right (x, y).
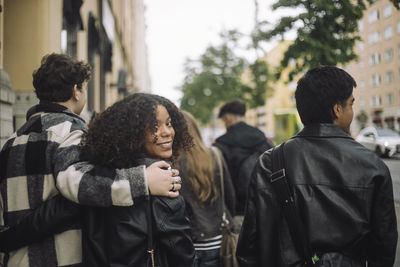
top-left (82, 158), bottom-right (195, 267)
top-left (82, 195), bottom-right (194, 267)
top-left (178, 148), bottom-right (236, 242)
top-left (237, 124), bottom-right (398, 267)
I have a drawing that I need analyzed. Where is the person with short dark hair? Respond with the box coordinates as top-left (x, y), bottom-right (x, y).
top-left (0, 53), bottom-right (181, 266)
top-left (218, 99), bottom-right (246, 119)
top-left (237, 66), bottom-right (398, 266)
top-left (214, 99), bottom-right (273, 227)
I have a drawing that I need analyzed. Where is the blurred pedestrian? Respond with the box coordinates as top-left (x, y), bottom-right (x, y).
top-left (214, 99), bottom-right (272, 230)
top-left (0, 54), bottom-right (181, 266)
top-left (237, 66), bottom-right (398, 266)
top-left (79, 93), bottom-right (195, 267)
top-left (177, 111), bottom-right (236, 267)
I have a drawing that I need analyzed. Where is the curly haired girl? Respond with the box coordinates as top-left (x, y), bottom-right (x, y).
top-left (80, 93), bottom-right (195, 267)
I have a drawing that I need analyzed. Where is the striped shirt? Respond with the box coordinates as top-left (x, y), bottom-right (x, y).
top-left (193, 235), bottom-right (222, 251)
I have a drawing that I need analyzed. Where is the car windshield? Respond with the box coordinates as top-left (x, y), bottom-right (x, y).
top-left (376, 128), bottom-right (400, 137)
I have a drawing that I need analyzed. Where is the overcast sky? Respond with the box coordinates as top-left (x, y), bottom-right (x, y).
top-left (144, 0), bottom-right (279, 105)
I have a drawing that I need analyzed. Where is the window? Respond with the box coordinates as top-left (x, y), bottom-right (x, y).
top-left (360, 98), bottom-right (366, 108)
top-left (358, 20), bottom-right (363, 32)
top-left (369, 52), bottom-right (381, 65)
top-left (370, 95), bottom-right (382, 107)
top-left (288, 81), bottom-right (296, 91)
top-left (386, 71), bottom-right (394, 84)
top-left (62, 0), bottom-right (84, 58)
top-left (384, 26), bottom-right (393, 39)
top-left (370, 74), bottom-right (382, 86)
top-left (368, 10), bottom-right (380, 23)
top-left (384, 4), bottom-right (392, 18)
top-left (386, 93), bottom-right (394, 105)
top-left (358, 41), bottom-right (364, 51)
top-left (368, 32), bottom-right (380, 44)
top-left (102, 0), bottom-right (115, 41)
top-left (61, 30), bottom-right (67, 54)
top-left (360, 80), bottom-right (365, 89)
top-left (385, 48), bottom-right (393, 61)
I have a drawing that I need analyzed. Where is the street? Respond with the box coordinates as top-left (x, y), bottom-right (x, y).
top-left (383, 158), bottom-right (400, 266)
top-left (385, 158), bottom-right (400, 202)
top-left (395, 202), bottom-right (400, 266)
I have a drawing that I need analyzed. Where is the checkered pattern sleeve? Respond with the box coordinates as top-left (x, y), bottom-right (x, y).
top-left (52, 125), bottom-right (149, 207)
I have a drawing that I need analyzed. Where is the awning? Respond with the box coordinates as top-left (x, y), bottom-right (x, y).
top-left (384, 116), bottom-right (395, 121)
top-left (372, 117), bottom-right (382, 123)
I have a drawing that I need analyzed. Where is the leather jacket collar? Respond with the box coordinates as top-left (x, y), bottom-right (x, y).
top-left (294, 123), bottom-right (352, 139)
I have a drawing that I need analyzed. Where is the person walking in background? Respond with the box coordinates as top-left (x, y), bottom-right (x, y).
top-left (237, 66), bottom-right (397, 266)
top-left (79, 93), bottom-right (195, 266)
top-left (177, 111), bottom-right (235, 267)
top-left (214, 99), bottom-right (273, 230)
top-left (0, 54), bottom-right (182, 266)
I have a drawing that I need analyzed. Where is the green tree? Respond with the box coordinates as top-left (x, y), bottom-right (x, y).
top-left (254, 0), bottom-right (400, 80)
top-left (180, 30), bottom-right (272, 124)
top-left (180, 30), bottom-right (268, 124)
top-left (246, 60), bottom-right (272, 108)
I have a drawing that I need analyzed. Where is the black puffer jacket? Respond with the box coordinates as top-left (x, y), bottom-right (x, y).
top-left (214, 121), bottom-right (272, 214)
top-left (82, 158), bottom-right (195, 267)
top-left (237, 124), bottom-right (397, 267)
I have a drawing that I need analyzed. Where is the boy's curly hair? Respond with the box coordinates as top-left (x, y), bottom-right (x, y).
top-left (80, 93), bottom-right (193, 168)
top-left (33, 53), bottom-right (91, 102)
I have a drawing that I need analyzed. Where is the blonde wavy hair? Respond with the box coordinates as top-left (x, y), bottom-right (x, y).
top-left (180, 111), bottom-right (218, 204)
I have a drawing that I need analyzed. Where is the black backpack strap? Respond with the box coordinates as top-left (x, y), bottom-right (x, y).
top-left (270, 143), bottom-right (316, 266)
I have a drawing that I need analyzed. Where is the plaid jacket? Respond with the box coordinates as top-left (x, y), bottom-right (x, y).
top-left (0, 102), bottom-right (148, 267)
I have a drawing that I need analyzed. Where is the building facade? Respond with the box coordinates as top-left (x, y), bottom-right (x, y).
top-left (0, 0), bottom-right (150, 147)
top-left (346, 0), bottom-right (400, 134)
top-left (245, 41), bottom-right (301, 144)
top-left (243, 0), bottom-right (400, 141)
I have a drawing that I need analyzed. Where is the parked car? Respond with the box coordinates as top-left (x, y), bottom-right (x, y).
top-left (356, 127), bottom-right (400, 158)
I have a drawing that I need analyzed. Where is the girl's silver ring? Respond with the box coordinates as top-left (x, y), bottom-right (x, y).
top-left (174, 177), bottom-right (181, 184)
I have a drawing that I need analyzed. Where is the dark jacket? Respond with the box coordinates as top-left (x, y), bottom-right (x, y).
top-left (214, 121), bottom-right (272, 214)
top-left (236, 124), bottom-right (398, 267)
top-left (82, 158), bottom-right (195, 267)
top-left (178, 148), bottom-right (236, 241)
top-left (0, 158), bottom-right (195, 267)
